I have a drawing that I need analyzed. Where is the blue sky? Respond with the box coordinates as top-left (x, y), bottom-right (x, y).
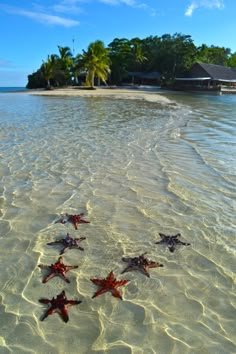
top-left (0, 0), bottom-right (235, 86)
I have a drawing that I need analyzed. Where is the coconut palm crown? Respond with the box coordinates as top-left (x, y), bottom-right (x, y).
top-left (82, 40), bottom-right (111, 87)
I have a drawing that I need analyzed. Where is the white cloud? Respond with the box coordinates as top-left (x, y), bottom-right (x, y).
top-left (52, 4), bottom-right (83, 14)
top-left (185, 0), bottom-right (224, 16)
top-left (16, 9), bottom-right (80, 26)
top-left (52, 0), bottom-right (84, 14)
top-left (99, 0), bottom-right (156, 15)
top-left (0, 4), bottom-right (80, 27)
top-left (99, 0), bottom-right (144, 7)
top-left (185, 2), bottom-right (198, 16)
top-left (99, 0), bottom-right (135, 5)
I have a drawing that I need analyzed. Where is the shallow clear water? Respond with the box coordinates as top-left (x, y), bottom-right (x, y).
top-left (0, 91), bottom-right (235, 354)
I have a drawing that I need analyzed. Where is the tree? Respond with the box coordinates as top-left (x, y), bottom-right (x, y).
top-left (128, 38), bottom-right (148, 83)
top-left (148, 33), bottom-right (197, 82)
top-left (197, 45), bottom-right (231, 65)
top-left (108, 38), bottom-right (131, 84)
top-left (82, 40), bottom-right (111, 87)
top-left (57, 46), bottom-right (74, 85)
top-left (227, 52), bottom-right (236, 68)
top-left (41, 55), bottom-right (57, 89)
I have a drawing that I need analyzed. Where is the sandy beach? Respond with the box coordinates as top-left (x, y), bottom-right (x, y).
top-left (25, 86), bottom-right (172, 103)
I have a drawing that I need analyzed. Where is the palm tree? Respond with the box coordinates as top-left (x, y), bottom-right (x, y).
top-left (82, 40), bottom-right (111, 87)
top-left (129, 38), bottom-right (147, 84)
top-left (41, 55), bottom-right (57, 89)
top-left (57, 46), bottom-right (73, 84)
top-left (73, 53), bottom-right (84, 84)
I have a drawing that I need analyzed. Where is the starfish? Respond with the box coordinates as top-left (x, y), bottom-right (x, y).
top-left (90, 271), bottom-right (129, 300)
top-left (47, 233), bottom-right (86, 254)
top-left (121, 252), bottom-right (163, 278)
top-left (39, 290), bottom-right (82, 323)
top-left (38, 256), bottom-right (78, 283)
top-left (55, 213), bottom-right (90, 230)
top-left (155, 233), bottom-right (190, 253)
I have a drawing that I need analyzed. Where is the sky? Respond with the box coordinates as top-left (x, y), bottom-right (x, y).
top-left (0, 0), bottom-right (236, 86)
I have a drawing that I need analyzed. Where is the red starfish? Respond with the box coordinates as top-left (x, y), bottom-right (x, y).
top-left (91, 271), bottom-right (129, 300)
top-left (38, 256), bottom-right (78, 283)
top-left (39, 290), bottom-right (81, 323)
top-left (55, 213), bottom-right (90, 230)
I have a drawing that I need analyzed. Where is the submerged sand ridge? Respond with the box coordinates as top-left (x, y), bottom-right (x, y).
top-left (26, 86), bottom-right (172, 103)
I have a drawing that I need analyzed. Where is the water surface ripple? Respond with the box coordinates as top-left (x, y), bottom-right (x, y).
top-left (0, 92), bottom-right (235, 354)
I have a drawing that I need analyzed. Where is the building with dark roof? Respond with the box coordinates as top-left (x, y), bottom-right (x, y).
top-left (128, 71), bottom-right (161, 85)
top-left (174, 63), bottom-right (236, 93)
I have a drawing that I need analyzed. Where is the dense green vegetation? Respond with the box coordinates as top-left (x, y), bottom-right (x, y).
top-left (26, 33), bottom-right (236, 89)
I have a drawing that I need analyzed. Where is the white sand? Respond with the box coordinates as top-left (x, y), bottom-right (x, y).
top-left (25, 86), bottom-right (172, 103)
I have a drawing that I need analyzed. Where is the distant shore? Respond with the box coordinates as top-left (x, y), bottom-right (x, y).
top-left (21, 86), bottom-right (173, 104)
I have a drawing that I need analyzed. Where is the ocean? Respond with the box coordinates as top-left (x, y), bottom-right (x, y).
top-left (0, 89), bottom-right (235, 354)
top-left (0, 87), bottom-right (28, 93)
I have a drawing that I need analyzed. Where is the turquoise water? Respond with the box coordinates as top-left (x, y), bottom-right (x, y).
top-left (0, 91), bottom-right (235, 353)
top-left (0, 87), bottom-right (27, 93)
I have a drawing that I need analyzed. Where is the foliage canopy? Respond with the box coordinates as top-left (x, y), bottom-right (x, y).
top-left (26, 33), bottom-right (235, 89)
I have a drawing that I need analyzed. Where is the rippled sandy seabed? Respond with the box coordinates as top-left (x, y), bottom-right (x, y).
top-left (0, 89), bottom-right (235, 354)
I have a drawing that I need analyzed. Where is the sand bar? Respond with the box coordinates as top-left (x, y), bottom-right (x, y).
top-left (24, 86), bottom-right (173, 104)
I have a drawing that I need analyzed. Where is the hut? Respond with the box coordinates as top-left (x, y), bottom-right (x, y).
top-left (174, 63), bottom-right (236, 93)
top-left (128, 71), bottom-right (161, 86)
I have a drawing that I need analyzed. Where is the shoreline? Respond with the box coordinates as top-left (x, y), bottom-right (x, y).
top-left (19, 86), bottom-right (174, 104)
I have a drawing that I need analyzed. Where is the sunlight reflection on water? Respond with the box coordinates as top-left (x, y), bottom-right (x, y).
top-left (0, 92), bottom-right (235, 353)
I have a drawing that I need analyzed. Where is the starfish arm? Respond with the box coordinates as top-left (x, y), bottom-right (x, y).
top-left (168, 246), bottom-right (175, 252)
top-left (42, 272), bottom-right (56, 283)
top-left (116, 279), bottom-right (129, 287)
top-left (108, 271), bottom-right (115, 281)
top-left (67, 300), bottom-right (82, 306)
top-left (122, 257), bottom-right (132, 263)
top-left (79, 220), bottom-right (90, 224)
top-left (146, 264), bottom-right (157, 269)
top-left (159, 233), bottom-right (166, 239)
top-left (38, 264), bottom-right (50, 270)
top-left (39, 298), bottom-right (50, 304)
top-left (78, 246), bottom-right (84, 251)
top-left (65, 265), bottom-right (78, 272)
top-left (47, 241), bottom-right (58, 245)
top-left (92, 287), bottom-right (109, 298)
top-left (55, 216), bottom-right (68, 224)
top-left (60, 307), bottom-right (69, 323)
top-left (148, 261), bottom-right (162, 268)
top-left (111, 289), bottom-right (123, 299)
top-left (179, 241), bottom-right (190, 246)
top-left (41, 309), bottom-right (51, 321)
top-left (59, 273), bottom-right (71, 283)
top-left (139, 267), bottom-right (150, 277)
top-left (60, 247), bottom-right (69, 255)
top-left (90, 278), bottom-right (105, 286)
top-left (121, 266), bottom-right (133, 274)
top-left (155, 240), bottom-right (164, 244)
